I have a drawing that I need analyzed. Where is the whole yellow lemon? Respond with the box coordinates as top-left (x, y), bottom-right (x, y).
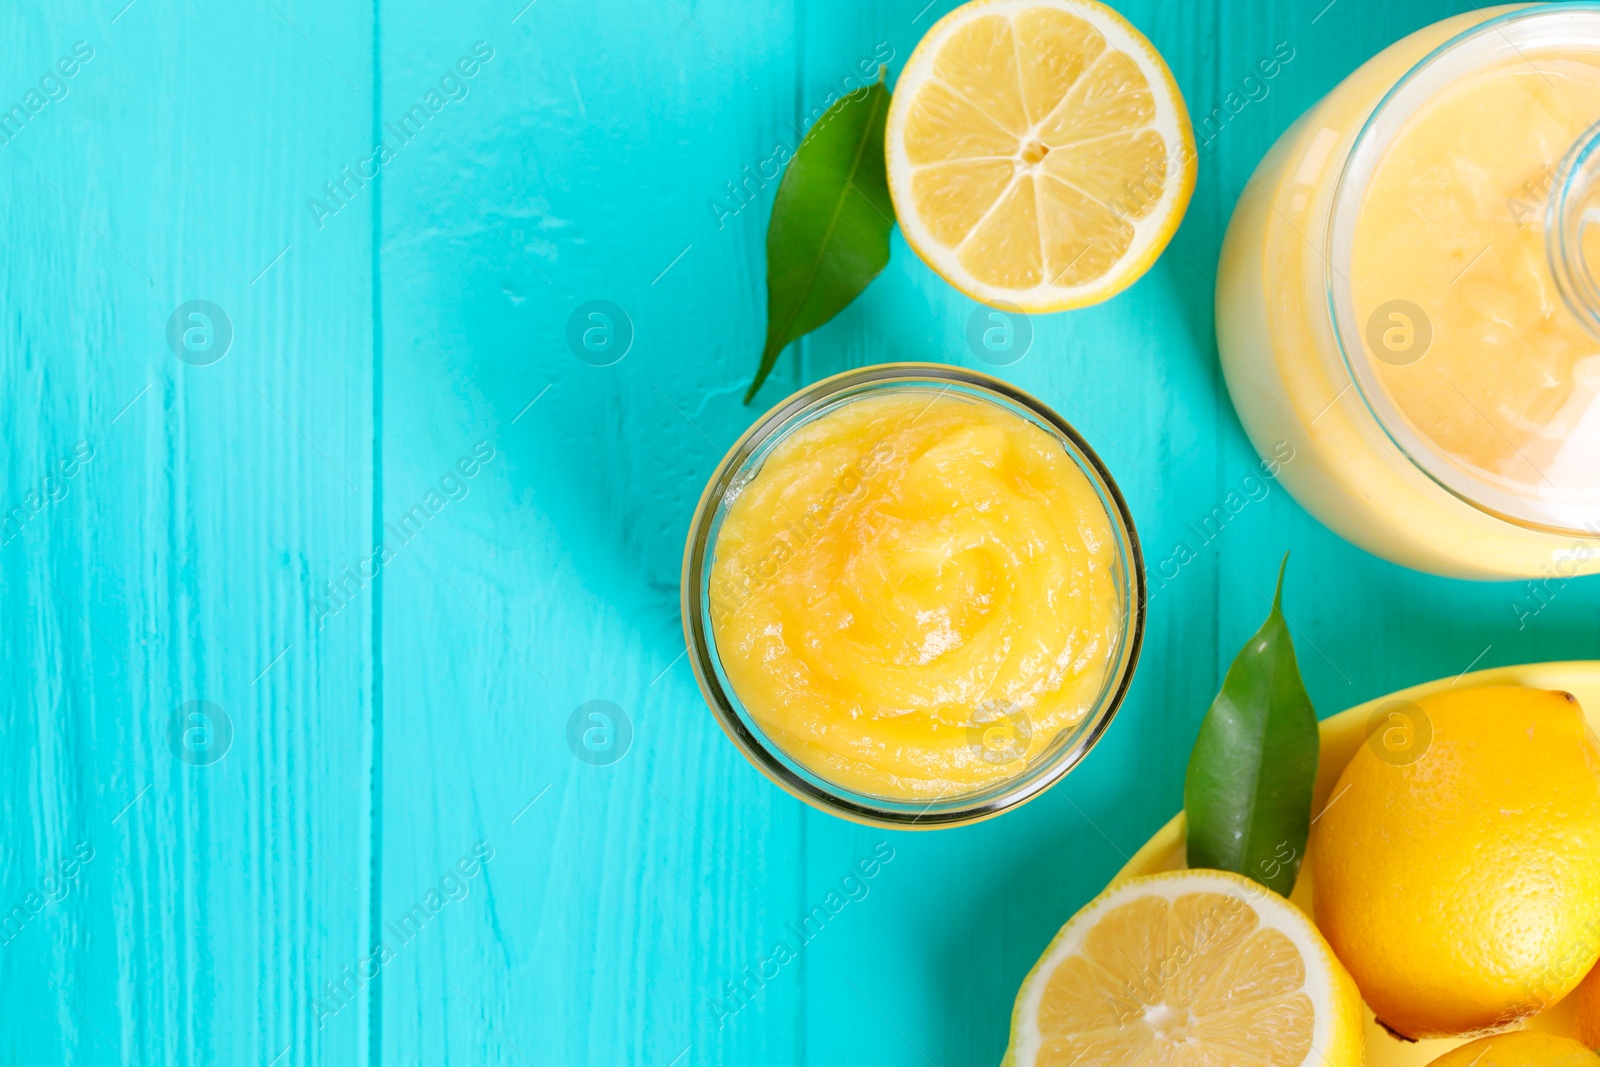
top-left (1311, 685), bottom-right (1600, 1039)
top-left (1577, 964), bottom-right (1600, 1050)
top-left (1424, 1031), bottom-right (1598, 1066)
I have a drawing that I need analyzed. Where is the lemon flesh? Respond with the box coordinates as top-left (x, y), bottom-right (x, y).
top-left (887, 0), bottom-right (1195, 311)
top-left (1004, 869), bottom-right (1363, 1067)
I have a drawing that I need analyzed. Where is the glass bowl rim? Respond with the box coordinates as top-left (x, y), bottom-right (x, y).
top-left (679, 362), bottom-right (1148, 829)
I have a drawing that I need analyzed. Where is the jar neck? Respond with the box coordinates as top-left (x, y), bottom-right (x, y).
top-left (1548, 119), bottom-right (1600, 341)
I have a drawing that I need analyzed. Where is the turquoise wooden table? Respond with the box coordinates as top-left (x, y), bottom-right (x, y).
top-left (3, 0), bottom-right (1596, 1063)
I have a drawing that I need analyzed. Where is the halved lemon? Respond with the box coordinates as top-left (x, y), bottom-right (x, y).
top-left (887, 0), bottom-right (1195, 312)
top-left (1002, 870), bottom-right (1363, 1067)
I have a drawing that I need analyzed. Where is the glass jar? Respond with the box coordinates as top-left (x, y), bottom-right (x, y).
top-left (1217, 3), bottom-right (1600, 579)
top-left (681, 364), bottom-right (1146, 827)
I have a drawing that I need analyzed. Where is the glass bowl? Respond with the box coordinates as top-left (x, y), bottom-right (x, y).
top-left (680, 364), bottom-right (1146, 828)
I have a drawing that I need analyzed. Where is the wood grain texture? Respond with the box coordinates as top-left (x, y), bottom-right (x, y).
top-left (1, 0), bottom-right (1597, 1065)
top-left (0, 0), bottom-right (374, 1063)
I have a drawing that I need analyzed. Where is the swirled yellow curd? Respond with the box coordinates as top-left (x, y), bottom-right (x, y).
top-left (1351, 54), bottom-right (1600, 518)
top-left (707, 391), bottom-right (1123, 801)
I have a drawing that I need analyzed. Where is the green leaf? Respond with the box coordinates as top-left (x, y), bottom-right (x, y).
top-left (746, 73), bottom-right (896, 403)
top-left (1184, 554), bottom-right (1320, 897)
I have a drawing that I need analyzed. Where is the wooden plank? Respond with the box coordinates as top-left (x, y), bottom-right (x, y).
top-left (370, 0), bottom-right (805, 1064)
top-left (0, 1), bottom-right (373, 1063)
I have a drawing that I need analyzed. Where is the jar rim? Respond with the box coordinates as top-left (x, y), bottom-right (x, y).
top-left (1324, 2), bottom-right (1600, 536)
top-left (679, 363), bottom-right (1147, 828)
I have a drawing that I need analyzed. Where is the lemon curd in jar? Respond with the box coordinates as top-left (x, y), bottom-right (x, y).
top-left (1352, 57), bottom-right (1600, 513)
top-left (1217, 5), bottom-right (1600, 577)
top-left (704, 387), bottom-right (1126, 803)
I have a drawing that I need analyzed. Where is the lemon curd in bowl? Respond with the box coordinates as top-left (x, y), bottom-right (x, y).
top-left (682, 365), bottom-right (1144, 827)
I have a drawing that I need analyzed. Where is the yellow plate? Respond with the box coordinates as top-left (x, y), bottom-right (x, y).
top-left (1113, 660), bottom-right (1600, 1064)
